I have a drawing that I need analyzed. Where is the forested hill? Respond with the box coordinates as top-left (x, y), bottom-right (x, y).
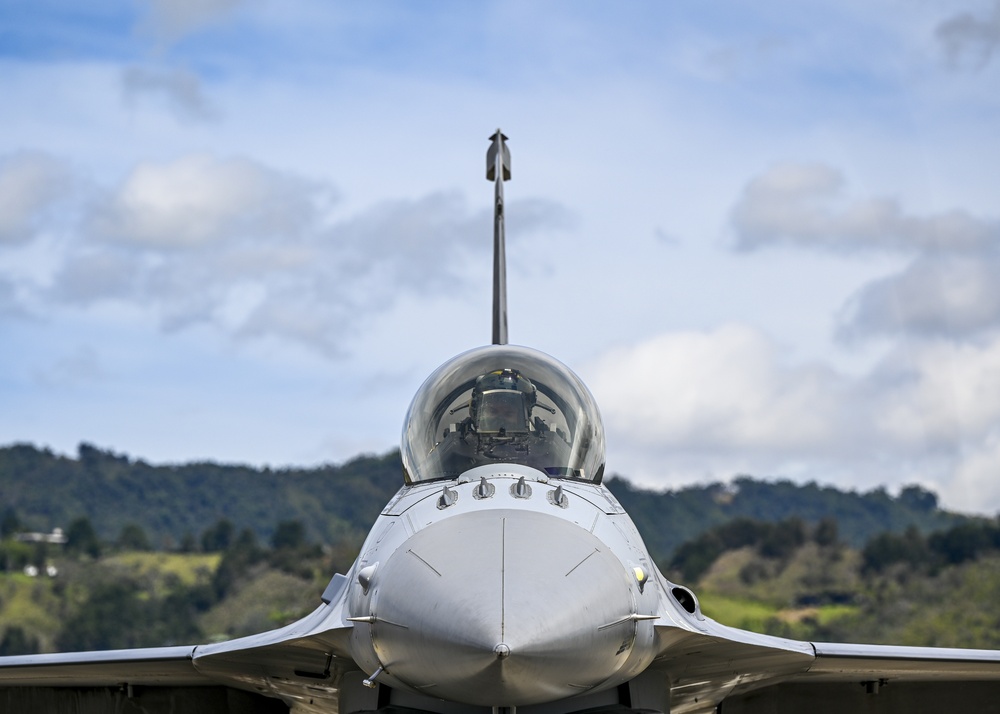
top-left (0, 443), bottom-right (400, 553)
top-left (607, 475), bottom-right (973, 560)
top-left (0, 442), bottom-right (979, 563)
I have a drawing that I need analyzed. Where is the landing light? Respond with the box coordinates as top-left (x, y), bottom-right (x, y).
top-left (633, 566), bottom-right (647, 593)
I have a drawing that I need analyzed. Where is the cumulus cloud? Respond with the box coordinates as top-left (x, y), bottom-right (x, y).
top-left (731, 162), bottom-right (1000, 342)
top-left (936, 1), bottom-right (1000, 71)
top-left (121, 66), bottom-right (219, 121)
top-left (330, 192), bottom-right (484, 292)
top-left (951, 432), bottom-right (1000, 510)
top-left (138, 0), bottom-right (249, 45)
top-left (731, 163), bottom-right (1000, 253)
top-left (839, 254), bottom-right (1000, 340)
top-left (87, 154), bottom-right (330, 250)
top-left (50, 250), bottom-right (145, 304)
top-left (588, 325), bottom-right (852, 455)
top-left (0, 152), bottom-right (72, 245)
top-left (874, 338), bottom-right (1000, 449)
top-left (51, 155), bottom-right (351, 351)
top-left (587, 326), bottom-right (1000, 511)
top-left (18, 153), bottom-right (571, 357)
top-left (229, 193), bottom-right (569, 353)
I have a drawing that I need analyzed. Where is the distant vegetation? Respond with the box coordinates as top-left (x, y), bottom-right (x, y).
top-left (607, 474), bottom-right (972, 562)
top-left (675, 515), bottom-right (1000, 650)
top-left (0, 513), bottom-right (344, 655)
top-left (1, 441), bottom-right (998, 655)
top-left (1, 443), bottom-right (976, 564)
top-left (0, 442), bottom-right (400, 553)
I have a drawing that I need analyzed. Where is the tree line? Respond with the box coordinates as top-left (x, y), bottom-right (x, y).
top-left (1, 443), bottom-right (983, 566)
top-left (0, 514), bottom-right (342, 656)
top-left (669, 514), bottom-right (1000, 584)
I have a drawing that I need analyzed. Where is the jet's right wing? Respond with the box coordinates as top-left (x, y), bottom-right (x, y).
top-left (0, 576), bottom-right (360, 714)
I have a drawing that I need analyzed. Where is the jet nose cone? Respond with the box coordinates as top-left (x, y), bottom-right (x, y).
top-left (362, 509), bottom-right (636, 706)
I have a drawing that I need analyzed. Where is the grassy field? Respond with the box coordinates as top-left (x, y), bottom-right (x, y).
top-left (698, 592), bottom-right (858, 633)
top-left (0, 551), bottom-right (221, 652)
top-left (103, 552), bottom-right (220, 587)
top-left (0, 572), bottom-right (65, 651)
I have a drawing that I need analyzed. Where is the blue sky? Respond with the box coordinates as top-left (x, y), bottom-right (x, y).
top-left (2, 0), bottom-right (1000, 512)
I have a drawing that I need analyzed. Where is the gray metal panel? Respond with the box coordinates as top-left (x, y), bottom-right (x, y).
top-left (321, 573), bottom-right (348, 605)
top-left (808, 641), bottom-right (1000, 680)
top-left (0, 646), bottom-right (207, 687)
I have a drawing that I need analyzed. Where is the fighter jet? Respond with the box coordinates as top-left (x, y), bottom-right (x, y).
top-left (2, 132), bottom-right (1000, 714)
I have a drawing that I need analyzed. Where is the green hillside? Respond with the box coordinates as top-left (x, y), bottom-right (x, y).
top-left (677, 517), bottom-right (1000, 650)
top-left (610, 474), bottom-right (973, 561)
top-left (0, 443), bottom-right (400, 551)
top-left (0, 543), bottom-right (327, 655)
top-left (1, 443), bottom-right (983, 566)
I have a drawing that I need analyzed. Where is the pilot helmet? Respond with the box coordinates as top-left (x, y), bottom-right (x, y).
top-left (469, 368), bottom-right (537, 435)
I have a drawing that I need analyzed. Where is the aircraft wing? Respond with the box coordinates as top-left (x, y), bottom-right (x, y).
top-left (0, 597), bottom-right (358, 714)
top-left (0, 645), bottom-right (205, 687)
top-left (654, 614), bottom-right (1000, 714)
top-left (0, 645), bottom-right (245, 712)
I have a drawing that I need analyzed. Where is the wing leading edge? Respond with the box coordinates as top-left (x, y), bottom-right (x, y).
top-left (0, 645), bottom-right (281, 714)
top-left (0, 592), bottom-right (358, 714)
top-left (650, 602), bottom-right (1000, 714)
top-left (0, 645), bottom-right (205, 687)
top-left (716, 640), bottom-right (1000, 714)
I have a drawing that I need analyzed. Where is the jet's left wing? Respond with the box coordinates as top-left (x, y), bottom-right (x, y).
top-left (704, 641), bottom-right (1000, 714)
top-left (650, 582), bottom-right (1000, 714)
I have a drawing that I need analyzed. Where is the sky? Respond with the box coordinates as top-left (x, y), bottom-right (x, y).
top-left (2, 1), bottom-right (1000, 513)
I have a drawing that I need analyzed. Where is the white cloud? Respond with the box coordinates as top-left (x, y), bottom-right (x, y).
top-left (588, 325), bottom-right (850, 454)
top-left (87, 154), bottom-right (327, 250)
top-left (731, 162), bottom-right (1000, 343)
top-left (839, 254), bottom-right (1000, 339)
top-left (331, 193), bottom-right (572, 291)
top-left (731, 162), bottom-right (1000, 253)
top-left (874, 337), bottom-right (1000, 448)
top-left (6, 153), bottom-right (572, 357)
top-left (50, 249), bottom-right (144, 304)
top-left (49, 154), bottom-right (349, 352)
top-left (587, 325), bottom-right (1000, 511)
top-left (951, 431), bottom-right (1000, 511)
top-left (330, 192), bottom-right (484, 292)
top-left (0, 152), bottom-right (72, 245)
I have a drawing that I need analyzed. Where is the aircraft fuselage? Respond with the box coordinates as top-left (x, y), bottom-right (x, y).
top-left (345, 463), bottom-right (660, 707)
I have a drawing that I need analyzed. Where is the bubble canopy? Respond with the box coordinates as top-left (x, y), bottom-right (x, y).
top-left (401, 345), bottom-right (606, 484)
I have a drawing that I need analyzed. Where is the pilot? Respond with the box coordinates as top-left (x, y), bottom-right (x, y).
top-left (469, 369), bottom-right (537, 436)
